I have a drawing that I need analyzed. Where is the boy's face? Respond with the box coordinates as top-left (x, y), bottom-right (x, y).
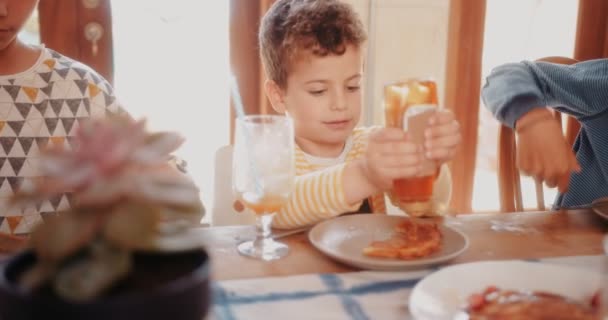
top-left (270, 45), bottom-right (364, 152)
top-left (0, 0), bottom-right (39, 51)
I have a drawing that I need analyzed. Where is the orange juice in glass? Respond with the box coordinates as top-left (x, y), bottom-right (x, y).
top-left (238, 193), bottom-right (289, 216)
top-left (384, 78), bottom-right (439, 216)
top-left (233, 115), bottom-right (295, 261)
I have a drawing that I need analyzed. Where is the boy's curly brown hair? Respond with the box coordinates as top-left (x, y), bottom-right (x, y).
top-left (259, 0), bottom-right (367, 89)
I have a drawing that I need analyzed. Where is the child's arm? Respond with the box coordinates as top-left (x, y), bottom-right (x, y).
top-left (482, 59), bottom-right (608, 127)
top-left (273, 128), bottom-right (423, 229)
top-left (272, 162), bottom-right (374, 229)
top-left (480, 60), bottom-right (608, 192)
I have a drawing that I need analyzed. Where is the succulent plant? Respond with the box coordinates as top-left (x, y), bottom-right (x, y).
top-left (10, 113), bottom-right (204, 301)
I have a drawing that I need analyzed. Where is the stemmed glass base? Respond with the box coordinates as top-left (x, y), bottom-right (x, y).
top-left (237, 213), bottom-right (289, 261)
top-left (237, 238), bottom-right (289, 261)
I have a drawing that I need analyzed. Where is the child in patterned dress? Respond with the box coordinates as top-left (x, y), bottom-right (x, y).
top-left (0, 0), bottom-right (127, 237)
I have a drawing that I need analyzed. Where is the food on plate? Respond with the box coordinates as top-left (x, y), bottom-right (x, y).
top-left (466, 286), bottom-right (601, 320)
top-left (362, 219), bottom-right (441, 259)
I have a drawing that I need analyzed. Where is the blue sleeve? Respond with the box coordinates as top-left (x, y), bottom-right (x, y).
top-left (481, 59), bottom-right (608, 128)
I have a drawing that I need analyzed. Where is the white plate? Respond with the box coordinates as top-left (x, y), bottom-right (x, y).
top-left (409, 260), bottom-right (605, 320)
top-left (308, 214), bottom-right (468, 271)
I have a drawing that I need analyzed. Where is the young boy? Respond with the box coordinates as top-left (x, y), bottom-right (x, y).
top-left (482, 58), bottom-right (608, 209)
top-left (0, 0), bottom-right (123, 236)
top-left (259, 0), bottom-right (461, 229)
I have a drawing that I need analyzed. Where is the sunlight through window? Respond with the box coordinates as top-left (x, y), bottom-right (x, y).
top-left (112, 1), bottom-right (230, 216)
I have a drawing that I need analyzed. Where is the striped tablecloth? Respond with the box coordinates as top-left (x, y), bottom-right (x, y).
top-left (211, 255), bottom-right (607, 320)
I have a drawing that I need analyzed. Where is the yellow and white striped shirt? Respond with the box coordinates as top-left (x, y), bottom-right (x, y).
top-left (273, 127), bottom-right (451, 229)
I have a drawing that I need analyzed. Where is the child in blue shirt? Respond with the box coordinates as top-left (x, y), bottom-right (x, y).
top-left (482, 59), bottom-right (608, 209)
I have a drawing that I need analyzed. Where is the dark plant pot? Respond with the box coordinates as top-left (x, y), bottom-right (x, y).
top-left (0, 248), bottom-right (211, 320)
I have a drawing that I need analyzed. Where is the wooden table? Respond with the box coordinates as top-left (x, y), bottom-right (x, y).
top-left (200, 209), bottom-right (607, 281)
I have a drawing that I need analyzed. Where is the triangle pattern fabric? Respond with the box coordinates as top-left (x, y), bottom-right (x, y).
top-left (89, 72), bottom-right (102, 85)
top-left (66, 99), bottom-right (81, 115)
top-left (3, 85), bottom-right (20, 100)
top-left (74, 79), bottom-right (89, 95)
top-left (0, 137), bottom-right (16, 155)
top-left (0, 122), bottom-right (15, 137)
top-left (40, 211), bottom-right (57, 222)
top-left (6, 216), bottom-right (22, 233)
top-left (49, 194), bottom-right (62, 211)
top-left (0, 87), bottom-right (11, 103)
top-left (43, 59), bottom-right (56, 70)
top-left (43, 103), bottom-right (57, 118)
top-left (26, 118), bottom-right (44, 136)
top-left (104, 92), bottom-right (116, 106)
top-left (59, 102), bottom-right (74, 118)
top-left (14, 214), bottom-right (39, 235)
top-left (18, 158), bottom-right (36, 176)
top-left (6, 176), bottom-right (23, 192)
top-left (0, 177), bottom-right (11, 196)
top-left (52, 120), bottom-right (66, 136)
top-left (50, 136), bottom-right (65, 148)
top-left (50, 99), bottom-right (63, 116)
top-left (44, 118), bottom-right (59, 135)
top-left (34, 101), bottom-right (49, 117)
top-left (38, 72), bottom-right (53, 84)
top-left (56, 195), bottom-right (70, 211)
top-left (65, 69), bottom-right (82, 82)
top-left (14, 103), bottom-right (32, 119)
top-left (64, 99), bottom-right (83, 117)
top-left (6, 105), bottom-right (24, 122)
top-left (25, 141), bottom-right (39, 158)
top-left (22, 87), bottom-right (39, 102)
top-left (7, 121), bottom-right (24, 136)
top-left (0, 48), bottom-right (122, 234)
top-left (8, 139), bottom-right (25, 157)
top-left (61, 118), bottom-right (76, 134)
top-left (0, 103), bottom-right (11, 120)
top-left (72, 67), bottom-right (88, 79)
top-left (88, 83), bottom-right (101, 98)
top-left (66, 136), bottom-right (77, 148)
top-left (39, 200), bottom-right (54, 213)
top-left (35, 137), bottom-right (49, 150)
top-left (82, 99), bottom-right (91, 115)
top-left (54, 68), bottom-right (70, 80)
top-left (40, 82), bottom-right (54, 97)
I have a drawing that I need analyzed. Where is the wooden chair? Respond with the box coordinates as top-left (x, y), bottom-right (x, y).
top-left (497, 56), bottom-right (581, 212)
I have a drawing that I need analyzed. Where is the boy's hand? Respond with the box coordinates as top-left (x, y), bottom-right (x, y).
top-left (362, 128), bottom-right (423, 190)
top-left (515, 108), bottom-right (580, 193)
top-left (424, 109), bottom-right (461, 164)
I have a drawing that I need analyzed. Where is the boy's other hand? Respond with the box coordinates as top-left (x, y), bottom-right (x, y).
top-left (424, 109), bottom-right (461, 164)
top-left (363, 128), bottom-right (423, 190)
top-left (515, 109), bottom-right (581, 193)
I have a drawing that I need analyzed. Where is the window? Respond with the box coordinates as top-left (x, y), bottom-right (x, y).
top-left (474, 0), bottom-right (579, 211)
top-left (111, 1), bottom-right (230, 215)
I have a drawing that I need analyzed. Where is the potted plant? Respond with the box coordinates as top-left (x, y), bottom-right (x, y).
top-left (0, 114), bottom-right (210, 320)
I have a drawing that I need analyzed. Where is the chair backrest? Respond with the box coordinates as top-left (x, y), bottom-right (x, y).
top-left (211, 145), bottom-right (256, 226)
top-left (496, 56), bottom-right (580, 212)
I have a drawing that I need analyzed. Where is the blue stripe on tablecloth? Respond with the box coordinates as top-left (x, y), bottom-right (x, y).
top-left (212, 274), bottom-right (421, 306)
top-left (213, 284), bottom-right (238, 320)
top-left (320, 274), bottom-right (369, 320)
